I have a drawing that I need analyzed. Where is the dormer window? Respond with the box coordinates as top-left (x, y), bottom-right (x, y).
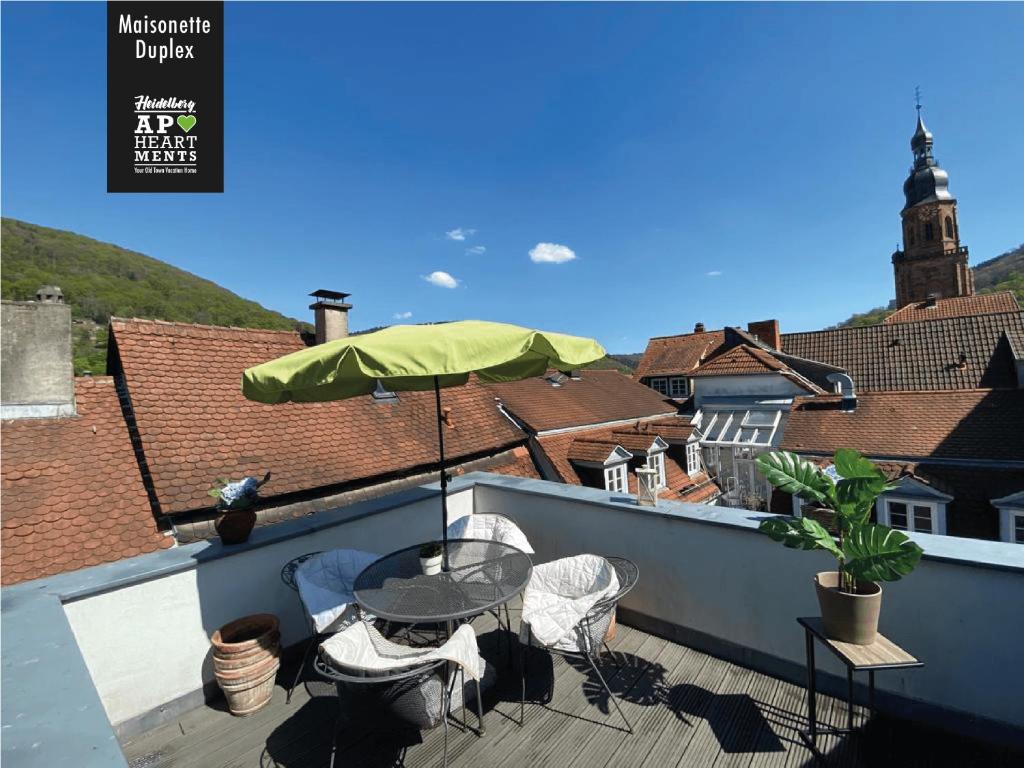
top-left (649, 378), bottom-right (668, 395)
top-left (646, 452), bottom-right (666, 488)
top-left (604, 462), bottom-right (628, 493)
top-left (669, 377), bottom-right (688, 398)
top-left (685, 442), bottom-right (701, 477)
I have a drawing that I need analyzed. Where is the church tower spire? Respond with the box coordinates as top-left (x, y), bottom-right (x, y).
top-left (891, 95), bottom-right (973, 308)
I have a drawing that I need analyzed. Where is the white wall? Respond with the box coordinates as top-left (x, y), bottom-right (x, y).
top-left (64, 488), bottom-right (472, 727)
top-left (474, 482), bottom-right (1024, 731)
top-left (693, 373), bottom-right (806, 407)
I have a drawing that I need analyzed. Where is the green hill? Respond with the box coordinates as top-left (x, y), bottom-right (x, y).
top-left (1, 218), bottom-right (307, 373)
top-left (835, 242), bottom-right (1023, 327)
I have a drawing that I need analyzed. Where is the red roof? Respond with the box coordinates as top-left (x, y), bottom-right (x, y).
top-left (537, 420), bottom-right (719, 504)
top-left (689, 345), bottom-right (788, 377)
top-left (487, 369), bottom-right (677, 433)
top-left (635, 330), bottom-right (726, 378)
top-left (884, 292), bottom-right (1020, 325)
top-left (780, 389), bottom-right (1024, 462)
top-left (1, 377), bottom-right (172, 585)
top-left (110, 319), bottom-right (527, 515)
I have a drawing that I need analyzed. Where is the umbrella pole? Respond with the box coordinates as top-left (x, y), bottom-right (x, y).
top-left (434, 375), bottom-right (450, 570)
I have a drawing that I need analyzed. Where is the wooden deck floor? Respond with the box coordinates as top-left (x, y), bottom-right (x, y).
top-left (122, 611), bottom-right (1019, 768)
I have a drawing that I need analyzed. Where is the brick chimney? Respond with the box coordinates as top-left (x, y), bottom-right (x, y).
top-left (747, 319), bottom-right (781, 351)
top-left (694, 322), bottom-right (705, 333)
top-left (308, 289), bottom-right (352, 344)
top-left (1, 287), bottom-right (76, 419)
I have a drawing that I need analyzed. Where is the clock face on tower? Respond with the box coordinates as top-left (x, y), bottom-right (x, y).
top-left (915, 206), bottom-right (935, 224)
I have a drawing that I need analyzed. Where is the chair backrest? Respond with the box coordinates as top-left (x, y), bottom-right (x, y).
top-left (577, 556), bottom-right (639, 654)
top-left (281, 551), bottom-right (323, 591)
top-left (447, 513), bottom-right (534, 554)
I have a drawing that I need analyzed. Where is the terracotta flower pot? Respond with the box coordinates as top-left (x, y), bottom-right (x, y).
top-left (814, 571), bottom-right (882, 645)
top-left (215, 508), bottom-right (257, 545)
top-left (211, 614), bottom-right (281, 715)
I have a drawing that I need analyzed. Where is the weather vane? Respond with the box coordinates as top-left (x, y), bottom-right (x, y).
top-left (915, 86), bottom-right (922, 115)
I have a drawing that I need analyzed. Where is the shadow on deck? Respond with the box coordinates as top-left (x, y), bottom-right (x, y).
top-left (122, 615), bottom-right (1020, 768)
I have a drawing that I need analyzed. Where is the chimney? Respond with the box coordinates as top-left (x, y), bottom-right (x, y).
top-left (924, 293), bottom-right (939, 308)
top-left (747, 319), bottom-right (781, 351)
top-left (827, 373), bottom-right (857, 412)
top-left (694, 322), bottom-right (705, 333)
top-left (308, 289), bottom-right (352, 344)
top-left (1, 287), bottom-right (76, 419)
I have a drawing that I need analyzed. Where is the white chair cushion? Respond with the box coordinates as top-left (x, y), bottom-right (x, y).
top-left (320, 621), bottom-right (485, 680)
top-left (447, 514), bottom-right (534, 554)
top-left (520, 554), bottom-right (619, 650)
top-left (295, 549), bottom-right (380, 633)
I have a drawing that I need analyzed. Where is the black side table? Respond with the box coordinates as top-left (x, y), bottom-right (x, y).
top-left (798, 617), bottom-right (923, 763)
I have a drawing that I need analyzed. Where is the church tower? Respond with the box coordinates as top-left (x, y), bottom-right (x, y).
top-left (891, 107), bottom-right (973, 307)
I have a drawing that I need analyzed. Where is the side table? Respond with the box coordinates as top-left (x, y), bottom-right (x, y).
top-left (798, 616), bottom-right (922, 763)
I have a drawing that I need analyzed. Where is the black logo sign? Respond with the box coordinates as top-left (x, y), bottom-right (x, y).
top-left (107, 2), bottom-right (223, 193)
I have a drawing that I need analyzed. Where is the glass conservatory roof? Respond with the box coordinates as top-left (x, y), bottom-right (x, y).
top-left (697, 407), bottom-right (782, 447)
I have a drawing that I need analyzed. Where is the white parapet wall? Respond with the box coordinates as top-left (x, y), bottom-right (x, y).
top-left (63, 486), bottom-right (473, 728)
top-left (472, 475), bottom-right (1024, 734)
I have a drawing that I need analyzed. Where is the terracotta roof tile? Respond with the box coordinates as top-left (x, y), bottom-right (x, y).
top-left (110, 318), bottom-right (527, 515)
top-left (635, 331), bottom-right (726, 378)
top-left (883, 292), bottom-right (1020, 324)
top-left (488, 369), bottom-right (677, 433)
top-left (1, 377), bottom-right (172, 585)
top-left (781, 312), bottom-right (1024, 391)
top-left (780, 389), bottom-right (1024, 462)
top-left (536, 420), bottom-right (720, 503)
top-left (689, 345), bottom-right (788, 377)
top-left (487, 446), bottom-right (540, 480)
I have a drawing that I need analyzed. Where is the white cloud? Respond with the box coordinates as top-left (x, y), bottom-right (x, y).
top-left (393, 311), bottom-right (413, 320)
top-left (445, 228), bottom-right (476, 241)
top-left (706, 270), bottom-right (722, 277)
top-left (529, 242), bottom-right (577, 264)
top-left (423, 271), bottom-right (459, 289)
top-left (465, 245), bottom-right (486, 255)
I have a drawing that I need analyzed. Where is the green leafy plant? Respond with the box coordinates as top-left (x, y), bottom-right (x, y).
top-left (756, 449), bottom-right (924, 594)
top-left (419, 542), bottom-right (443, 559)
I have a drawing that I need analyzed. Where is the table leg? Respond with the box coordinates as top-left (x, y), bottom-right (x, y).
top-left (847, 667), bottom-right (854, 731)
top-left (805, 628), bottom-right (817, 744)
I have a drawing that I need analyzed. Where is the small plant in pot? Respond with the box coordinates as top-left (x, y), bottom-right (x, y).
top-left (208, 472), bottom-right (271, 545)
top-left (419, 542), bottom-right (443, 575)
top-left (756, 449), bottom-right (924, 645)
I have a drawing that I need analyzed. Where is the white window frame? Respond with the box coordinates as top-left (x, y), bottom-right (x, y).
top-left (876, 496), bottom-right (945, 535)
top-left (1014, 512), bottom-right (1024, 545)
top-left (646, 452), bottom-right (667, 488)
top-left (669, 377), bottom-right (688, 398)
top-left (649, 378), bottom-right (668, 395)
top-left (604, 462), bottom-right (629, 493)
top-left (998, 507), bottom-right (1024, 544)
top-left (685, 441), bottom-right (701, 477)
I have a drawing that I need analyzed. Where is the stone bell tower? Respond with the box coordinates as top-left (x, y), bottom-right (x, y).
top-left (891, 103), bottom-right (973, 307)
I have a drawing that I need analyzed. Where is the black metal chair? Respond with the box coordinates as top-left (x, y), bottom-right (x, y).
top-left (518, 556), bottom-right (639, 733)
top-left (313, 644), bottom-right (483, 768)
top-left (280, 551), bottom-right (324, 703)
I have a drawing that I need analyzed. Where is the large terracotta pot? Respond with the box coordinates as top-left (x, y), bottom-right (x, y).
top-left (215, 508), bottom-right (257, 545)
top-left (211, 614), bottom-right (281, 715)
top-left (814, 571), bottom-right (882, 645)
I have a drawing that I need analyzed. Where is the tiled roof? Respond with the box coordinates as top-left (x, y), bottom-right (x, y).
top-left (488, 446), bottom-right (541, 480)
top-left (1, 377), bottom-right (172, 585)
top-left (635, 331), bottom-right (726, 378)
top-left (537, 420), bottom-right (720, 504)
top-left (609, 430), bottom-right (664, 453)
top-left (689, 345), bottom-right (788, 377)
top-left (636, 418), bottom-right (697, 443)
top-left (780, 312), bottom-right (1024, 391)
top-left (780, 389), bottom-right (1024, 463)
top-left (110, 318), bottom-right (527, 515)
top-left (883, 292), bottom-right (1020, 324)
top-left (487, 369), bottom-right (677, 433)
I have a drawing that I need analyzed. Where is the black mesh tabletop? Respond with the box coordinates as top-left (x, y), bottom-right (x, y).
top-left (353, 539), bottom-right (533, 623)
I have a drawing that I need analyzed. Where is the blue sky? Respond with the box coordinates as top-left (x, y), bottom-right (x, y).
top-left (3, 2), bottom-right (1022, 352)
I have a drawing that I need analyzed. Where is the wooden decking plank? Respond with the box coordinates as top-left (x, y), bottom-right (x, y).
top-left (709, 664), bottom-right (783, 768)
top-left (746, 675), bottom-right (809, 768)
top-left (674, 655), bottom-right (758, 768)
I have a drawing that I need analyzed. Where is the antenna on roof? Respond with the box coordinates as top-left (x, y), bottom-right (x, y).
top-left (914, 85), bottom-right (922, 115)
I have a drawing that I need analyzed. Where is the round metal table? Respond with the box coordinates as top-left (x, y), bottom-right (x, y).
top-left (353, 539), bottom-right (533, 625)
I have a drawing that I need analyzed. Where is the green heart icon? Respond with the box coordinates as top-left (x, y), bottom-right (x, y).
top-left (177, 115), bottom-right (197, 133)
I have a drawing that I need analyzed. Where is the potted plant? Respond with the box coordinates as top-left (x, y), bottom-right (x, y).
top-left (419, 542), bottom-right (443, 575)
top-left (208, 472), bottom-right (271, 545)
top-left (755, 449), bottom-right (924, 645)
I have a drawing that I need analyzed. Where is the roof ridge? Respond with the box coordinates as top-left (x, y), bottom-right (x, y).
top-left (109, 316), bottom-right (302, 336)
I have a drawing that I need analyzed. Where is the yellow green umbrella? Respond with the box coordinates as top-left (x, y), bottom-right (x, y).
top-left (242, 320), bottom-right (605, 559)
